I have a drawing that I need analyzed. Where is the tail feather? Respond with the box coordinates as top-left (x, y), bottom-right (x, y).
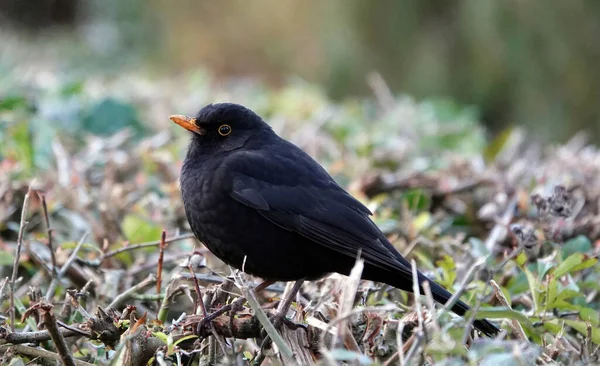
top-left (424, 275), bottom-right (499, 336)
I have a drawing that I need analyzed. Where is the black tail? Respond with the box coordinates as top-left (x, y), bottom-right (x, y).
top-left (425, 276), bottom-right (499, 337)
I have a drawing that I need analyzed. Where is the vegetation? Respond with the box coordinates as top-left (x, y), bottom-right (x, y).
top-left (1, 67), bottom-right (599, 365)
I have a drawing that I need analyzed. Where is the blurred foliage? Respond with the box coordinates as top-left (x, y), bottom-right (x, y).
top-left (2, 2), bottom-right (600, 362)
top-left (1, 66), bottom-right (599, 364)
top-left (2, 0), bottom-right (600, 142)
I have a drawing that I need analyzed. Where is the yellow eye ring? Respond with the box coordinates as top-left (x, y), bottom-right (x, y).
top-left (218, 124), bottom-right (232, 136)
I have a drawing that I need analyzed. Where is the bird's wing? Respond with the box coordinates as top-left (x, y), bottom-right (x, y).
top-left (226, 149), bottom-right (410, 273)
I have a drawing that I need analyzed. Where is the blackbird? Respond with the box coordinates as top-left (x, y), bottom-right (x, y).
top-left (171, 103), bottom-right (499, 336)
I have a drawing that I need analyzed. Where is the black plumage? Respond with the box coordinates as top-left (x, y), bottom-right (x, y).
top-left (172, 103), bottom-right (499, 336)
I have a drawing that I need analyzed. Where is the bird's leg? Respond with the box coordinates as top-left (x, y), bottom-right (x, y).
top-left (197, 279), bottom-right (274, 335)
top-left (272, 279), bottom-right (304, 329)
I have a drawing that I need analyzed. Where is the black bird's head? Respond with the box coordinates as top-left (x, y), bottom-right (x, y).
top-left (170, 103), bottom-right (273, 155)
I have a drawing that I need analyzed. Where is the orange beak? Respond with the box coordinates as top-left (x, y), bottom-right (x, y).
top-left (170, 115), bottom-right (206, 135)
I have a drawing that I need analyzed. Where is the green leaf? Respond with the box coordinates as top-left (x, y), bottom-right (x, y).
top-left (173, 334), bottom-right (198, 346)
top-left (554, 253), bottom-right (596, 278)
top-left (563, 320), bottom-right (600, 344)
top-left (537, 261), bottom-right (553, 281)
top-left (436, 255), bottom-right (457, 289)
top-left (469, 237), bottom-right (490, 258)
top-left (0, 95), bottom-right (29, 111)
top-left (524, 267), bottom-right (540, 313)
top-left (546, 275), bottom-right (558, 309)
top-left (152, 332), bottom-right (169, 345)
top-left (29, 117), bottom-right (56, 170)
top-left (579, 307), bottom-right (600, 327)
top-left (60, 241), bottom-right (103, 254)
top-left (515, 251), bottom-right (527, 267)
top-left (484, 126), bottom-right (515, 162)
top-left (401, 189), bottom-right (430, 211)
top-left (0, 251), bottom-right (14, 266)
top-left (570, 257), bottom-right (598, 273)
top-left (10, 122), bottom-right (34, 173)
top-left (543, 321), bottom-right (562, 334)
top-left (561, 235), bottom-right (592, 260)
top-left (470, 306), bottom-right (536, 334)
top-left (82, 98), bottom-right (146, 137)
top-left (122, 214), bottom-right (162, 243)
top-left (556, 289), bottom-right (584, 303)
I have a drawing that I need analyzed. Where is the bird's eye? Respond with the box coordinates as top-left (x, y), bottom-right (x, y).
top-left (218, 124), bottom-right (232, 136)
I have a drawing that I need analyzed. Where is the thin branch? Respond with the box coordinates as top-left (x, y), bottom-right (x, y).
top-left (39, 193), bottom-right (58, 278)
top-left (102, 232), bottom-right (195, 261)
top-left (188, 262), bottom-right (228, 357)
top-left (0, 344), bottom-right (94, 366)
top-left (10, 184), bottom-right (32, 331)
top-left (403, 260), bottom-right (425, 366)
top-left (485, 196), bottom-right (517, 253)
top-left (243, 285), bottom-right (294, 362)
top-left (195, 280), bottom-right (274, 333)
top-left (490, 280), bottom-right (527, 340)
top-left (439, 257), bottom-right (486, 316)
top-left (46, 231), bottom-right (89, 301)
top-left (108, 274), bottom-right (156, 309)
top-left (331, 257), bottom-right (364, 350)
top-left (253, 279), bottom-right (305, 365)
top-left (156, 230), bottom-right (167, 308)
top-left (0, 327), bottom-right (82, 345)
top-left (39, 302), bottom-right (77, 366)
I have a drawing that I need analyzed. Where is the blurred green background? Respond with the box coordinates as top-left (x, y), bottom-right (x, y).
top-left (1, 0), bottom-right (600, 142)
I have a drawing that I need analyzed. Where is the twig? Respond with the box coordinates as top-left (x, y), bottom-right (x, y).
top-left (46, 231), bottom-right (89, 301)
top-left (57, 320), bottom-right (92, 338)
top-left (39, 193), bottom-right (58, 279)
top-left (243, 285), bottom-right (294, 362)
top-left (10, 184), bottom-right (32, 331)
top-left (332, 257), bottom-right (364, 350)
top-left (188, 263), bottom-right (229, 357)
top-left (157, 281), bottom-right (188, 323)
top-left (108, 274), bottom-right (156, 309)
top-left (129, 253), bottom-right (190, 276)
top-left (0, 328), bottom-right (82, 345)
top-left (0, 344), bottom-right (94, 366)
top-left (382, 317), bottom-right (408, 366)
top-left (59, 231), bottom-right (89, 279)
top-left (253, 280), bottom-right (305, 365)
top-left (403, 260), bottom-right (425, 366)
top-left (0, 277), bottom-right (9, 304)
top-left (439, 257), bottom-right (486, 316)
top-left (274, 279), bottom-right (304, 329)
top-left (157, 230), bottom-right (167, 308)
top-left (195, 280), bottom-right (274, 331)
top-left (317, 304), bottom-right (398, 352)
top-left (187, 264), bottom-right (207, 317)
top-left (38, 302), bottom-right (77, 366)
top-left (461, 295), bottom-right (484, 345)
top-left (490, 279), bottom-right (527, 340)
top-left (367, 71), bottom-right (396, 113)
top-left (102, 232), bottom-right (195, 261)
top-left (485, 196), bottom-right (517, 253)
top-left (421, 281), bottom-right (440, 333)
top-left (131, 294), bottom-right (164, 301)
top-left (179, 272), bottom-right (285, 293)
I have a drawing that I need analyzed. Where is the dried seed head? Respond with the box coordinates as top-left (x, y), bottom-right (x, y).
top-left (548, 185), bottom-right (573, 218)
top-left (531, 185), bottom-right (574, 219)
top-left (510, 224), bottom-right (537, 249)
top-left (531, 193), bottom-right (550, 218)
